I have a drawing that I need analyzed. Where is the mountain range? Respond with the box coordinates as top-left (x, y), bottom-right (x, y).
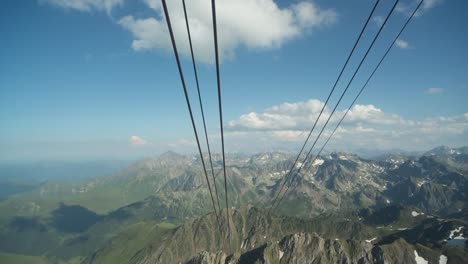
top-left (0, 146), bottom-right (466, 263)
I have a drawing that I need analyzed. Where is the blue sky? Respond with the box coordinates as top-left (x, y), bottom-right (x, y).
top-left (1, 0), bottom-right (467, 161)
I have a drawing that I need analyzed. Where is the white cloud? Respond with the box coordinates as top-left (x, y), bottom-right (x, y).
top-left (41, 0), bottom-right (124, 14)
top-left (118, 16), bottom-right (169, 52)
top-left (372, 16), bottom-right (384, 27)
top-left (41, 0), bottom-right (336, 63)
top-left (421, 0), bottom-right (443, 12)
top-left (342, 104), bottom-right (402, 125)
top-left (227, 99), bottom-right (402, 131)
top-left (395, 39), bottom-right (410, 49)
top-left (397, 0), bottom-right (443, 17)
top-left (129, 135), bottom-right (148, 146)
top-left (292, 2), bottom-right (337, 28)
top-left (227, 99), bottom-right (323, 130)
top-left (225, 98), bottom-right (467, 151)
top-left (426, 87), bottom-right (444, 94)
top-left (119, 0), bottom-right (336, 63)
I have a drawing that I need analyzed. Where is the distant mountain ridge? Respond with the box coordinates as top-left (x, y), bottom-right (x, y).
top-left (1, 146), bottom-right (466, 219)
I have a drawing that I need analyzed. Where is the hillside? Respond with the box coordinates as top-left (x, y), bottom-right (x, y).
top-left (89, 206), bottom-right (467, 264)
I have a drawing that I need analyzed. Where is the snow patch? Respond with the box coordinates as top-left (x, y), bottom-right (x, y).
top-left (339, 155), bottom-right (348, 160)
top-left (312, 158), bottom-right (324, 167)
top-left (365, 237), bottom-right (377, 243)
top-left (414, 250), bottom-right (428, 264)
top-left (439, 255), bottom-right (447, 264)
top-left (412, 211), bottom-right (424, 217)
top-left (386, 199), bottom-right (391, 204)
top-left (398, 227), bottom-right (408, 231)
top-left (389, 158), bottom-right (403, 164)
top-left (449, 226), bottom-right (464, 239)
top-left (417, 180), bottom-right (427, 187)
top-left (279, 249), bottom-right (284, 260)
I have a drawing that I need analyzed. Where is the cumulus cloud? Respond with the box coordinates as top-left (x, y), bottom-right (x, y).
top-left (341, 104), bottom-right (402, 125)
top-left (119, 0), bottom-right (336, 63)
top-left (41, 0), bottom-right (336, 63)
top-left (129, 135), bottom-right (148, 146)
top-left (40, 0), bottom-right (124, 14)
top-left (227, 99), bottom-right (402, 131)
top-left (118, 16), bottom-right (169, 51)
top-left (225, 98), bottom-right (467, 151)
top-left (426, 87), bottom-right (444, 94)
top-left (395, 39), bottom-right (410, 49)
top-left (292, 2), bottom-right (337, 28)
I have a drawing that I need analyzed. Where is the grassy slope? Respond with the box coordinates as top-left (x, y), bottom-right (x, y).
top-left (0, 177), bottom-right (157, 223)
top-left (0, 252), bottom-right (87, 264)
top-left (86, 221), bottom-right (175, 264)
top-left (0, 252), bottom-right (51, 264)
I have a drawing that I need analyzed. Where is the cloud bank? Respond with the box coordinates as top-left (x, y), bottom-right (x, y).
top-left (225, 98), bottom-right (468, 151)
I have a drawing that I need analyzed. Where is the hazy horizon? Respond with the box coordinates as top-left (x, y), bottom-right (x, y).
top-left (1, 144), bottom-right (466, 164)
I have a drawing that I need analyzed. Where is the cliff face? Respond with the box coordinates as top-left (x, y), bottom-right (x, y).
top-left (128, 206), bottom-right (464, 264)
top-left (183, 233), bottom-right (439, 264)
